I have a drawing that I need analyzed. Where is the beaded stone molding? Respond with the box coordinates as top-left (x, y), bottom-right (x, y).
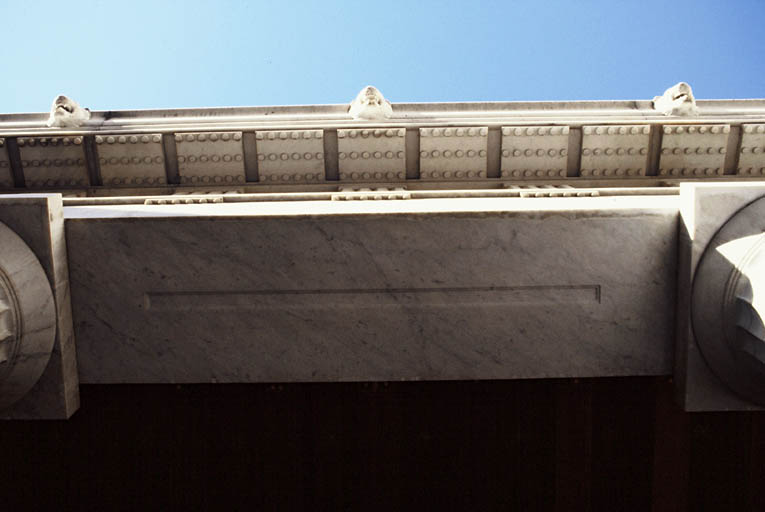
top-left (580, 125), bottom-right (650, 178)
top-left (501, 126), bottom-right (569, 179)
top-left (97, 134), bottom-right (166, 186)
top-left (739, 124), bottom-right (765, 177)
top-left (176, 132), bottom-right (246, 185)
top-left (338, 128), bottom-right (405, 182)
top-left (420, 127), bottom-right (488, 180)
top-left (3, 119), bottom-right (765, 189)
top-left (658, 125), bottom-right (728, 177)
top-left (255, 130), bottom-right (325, 183)
top-left (18, 136), bottom-right (88, 188)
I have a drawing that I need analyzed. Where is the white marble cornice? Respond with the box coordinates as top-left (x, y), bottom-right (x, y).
top-left (1, 96), bottom-right (765, 194)
top-left (1, 99), bottom-right (765, 136)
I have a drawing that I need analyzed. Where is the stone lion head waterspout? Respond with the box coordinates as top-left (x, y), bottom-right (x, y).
top-left (47, 95), bottom-right (91, 128)
top-left (653, 82), bottom-right (699, 116)
top-left (348, 86), bottom-right (393, 120)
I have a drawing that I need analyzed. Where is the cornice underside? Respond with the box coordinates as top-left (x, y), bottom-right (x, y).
top-left (1, 122), bottom-right (764, 194)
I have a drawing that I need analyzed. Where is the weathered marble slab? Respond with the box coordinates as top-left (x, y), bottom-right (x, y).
top-left (0, 194), bottom-right (79, 418)
top-left (65, 196), bottom-right (677, 384)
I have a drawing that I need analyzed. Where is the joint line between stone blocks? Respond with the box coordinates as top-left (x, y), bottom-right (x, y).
top-left (646, 125), bottom-right (663, 177)
top-left (162, 134), bottom-right (180, 185)
top-left (487, 127), bottom-right (501, 179)
top-left (242, 132), bottom-right (260, 182)
top-left (405, 128), bottom-right (420, 180)
top-left (724, 125), bottom-right (742, 175)
top-left (566, 127), bottom-right (582, 177)
top-left (5, 138), bottom-right (25, 188)
top-left (323, 129), bottom-right (339, 181)
top-left (83, 136), bottom-right (103, 187)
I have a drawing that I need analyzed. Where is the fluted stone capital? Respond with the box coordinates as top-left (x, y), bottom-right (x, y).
top-left (0, 222), bottom-right (56, 410)
top-left (692, 196), bottom-right (765, 404)
top-left (734, 244), bottom-right (765, 365)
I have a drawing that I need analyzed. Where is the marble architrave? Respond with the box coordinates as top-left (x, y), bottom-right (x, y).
top-left (65, 196), bottom-right (677, 384)
top-left (0, 195), bottom-right (79, 418)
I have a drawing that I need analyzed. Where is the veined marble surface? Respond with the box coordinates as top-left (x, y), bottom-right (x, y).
top-left (66, 197), bottom-right (678, 383)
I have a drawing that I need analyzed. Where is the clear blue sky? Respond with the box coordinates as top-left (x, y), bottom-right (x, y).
top-left (0, 0), bottom-right (763, 113)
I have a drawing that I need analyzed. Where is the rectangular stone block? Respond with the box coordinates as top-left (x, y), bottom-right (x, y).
top-left (420, 127), bottom-right (487, 180)
top-left (65, 196), bottom-right (678, 384)
top-left (96, 134), bottom-right (166, 186)
top-left (0, 139), bottom-right (12, 188)
top-left (338, 128), bottom-right (405, 182)
top-left (738, 124), bottom-right (765, 177)
top-left (255, 130), bottom-right (325, 184)
top-left (580, 125), bottom-right (650, 178)
top-left (501, 126), bottom-right (568, 180)
top-left (176, 132), bottom-right (246, 186)
top-left (18, 136), bottom-right (89, 188)
top-left (658, 125), bottom-right (728, 178)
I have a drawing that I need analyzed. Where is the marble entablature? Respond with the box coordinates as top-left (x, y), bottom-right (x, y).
top-left (0, 87), bottom-right (765, 416)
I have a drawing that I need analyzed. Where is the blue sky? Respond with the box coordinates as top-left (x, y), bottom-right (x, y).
top-left (0, 0), bottom-right (763, 112)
